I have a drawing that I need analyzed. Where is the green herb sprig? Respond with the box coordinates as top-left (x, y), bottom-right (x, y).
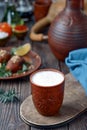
top-left (0, 89), bottom-right (19, 103)
top-left (0, 63), bottom-right (12, 77)
top-left (0, 62), bottom-right (29, 78)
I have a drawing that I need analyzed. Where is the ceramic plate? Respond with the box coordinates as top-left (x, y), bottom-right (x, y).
top-left (0, 47), bottom-right (41, 79)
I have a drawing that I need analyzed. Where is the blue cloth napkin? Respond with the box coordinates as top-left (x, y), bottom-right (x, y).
top-left (65, 48), bottom-right (87, 94)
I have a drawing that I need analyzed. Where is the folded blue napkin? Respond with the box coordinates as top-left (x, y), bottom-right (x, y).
top-left (65, 48), bottom-right (87, 94)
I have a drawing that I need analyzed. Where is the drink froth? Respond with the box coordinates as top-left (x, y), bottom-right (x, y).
top-left (31, 70), bottom-right (64, 87)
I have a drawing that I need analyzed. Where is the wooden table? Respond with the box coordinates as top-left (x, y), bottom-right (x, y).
top-left (0, 7), bottom-right (87, 130)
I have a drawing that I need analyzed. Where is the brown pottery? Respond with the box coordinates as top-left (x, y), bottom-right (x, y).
top-left (48, 0), bottom-right (87, 61)
top-left (30, 69), bottom-right (65, 116)
top-left (34, 0), bottom-right (52, 21)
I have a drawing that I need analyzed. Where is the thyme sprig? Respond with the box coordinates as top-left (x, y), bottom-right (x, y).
top-left (0, 89), bottom-right (19, 103)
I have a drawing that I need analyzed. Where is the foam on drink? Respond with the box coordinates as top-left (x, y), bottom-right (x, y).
top-left (31, 70), bottom-right (64, 87)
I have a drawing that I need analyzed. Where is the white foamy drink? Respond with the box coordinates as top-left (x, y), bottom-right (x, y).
top-left (32, 70), bottom-right (64, 87)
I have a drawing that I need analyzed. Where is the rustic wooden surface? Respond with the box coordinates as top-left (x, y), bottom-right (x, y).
top-left (20, 73), bottom-right (87, 129)
top-left (0, 4), bottom-right (87, 130)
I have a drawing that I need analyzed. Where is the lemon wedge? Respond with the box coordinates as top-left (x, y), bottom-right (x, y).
top-left (14, 43), bottom-right (31, 56)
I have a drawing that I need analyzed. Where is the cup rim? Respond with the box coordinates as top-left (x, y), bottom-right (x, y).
top-left (30, 68), bottom-right (65, 88)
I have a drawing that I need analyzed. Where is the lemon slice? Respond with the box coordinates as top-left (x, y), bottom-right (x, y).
top-left (14, 43), bottom-right (31, 56)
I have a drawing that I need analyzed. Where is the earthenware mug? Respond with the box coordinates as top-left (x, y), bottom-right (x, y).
top-left (30, 68), bottom-right (65, 116)
top-left (33, 1), bottom-right (51, 21)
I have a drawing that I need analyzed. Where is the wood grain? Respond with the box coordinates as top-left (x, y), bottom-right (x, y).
top-left (32, 41), bottom-right (59, 69)
top-left (0, 78), bottom-right (30, 130)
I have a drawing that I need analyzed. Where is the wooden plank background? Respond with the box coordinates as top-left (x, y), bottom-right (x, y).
top-left (0, 1), bottom-right (87, 130)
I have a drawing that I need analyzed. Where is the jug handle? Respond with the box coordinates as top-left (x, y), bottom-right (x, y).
top-left (29, 16), bottom-right (49, 41)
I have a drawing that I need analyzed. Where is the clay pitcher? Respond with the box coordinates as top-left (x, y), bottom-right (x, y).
top-left (48, 0), bottom-right (87, 61)
top-left (34, 0), bottom-right (52, 21)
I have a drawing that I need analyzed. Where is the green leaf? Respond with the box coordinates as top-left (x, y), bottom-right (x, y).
top-left (22, 64), bottom-right (28, 71)
top-left (11, 47), bottom-right (17, 55)
top-left (17, 63), bottom-right (28, 74)
top-left (0, 62), bottom-right (12, 77)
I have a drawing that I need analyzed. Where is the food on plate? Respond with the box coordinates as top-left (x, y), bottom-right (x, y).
top-left (0, 44), bottom-right (34, 78)
top-left (0, 49), bottom-right (11, 63)
top-left (6, 55), bottom-right (24, 73)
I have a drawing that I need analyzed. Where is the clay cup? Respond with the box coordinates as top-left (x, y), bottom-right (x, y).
top-left (33, 2), bottom-right (50, 21)
top-left (30, 68), bottom-right (65, 116)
